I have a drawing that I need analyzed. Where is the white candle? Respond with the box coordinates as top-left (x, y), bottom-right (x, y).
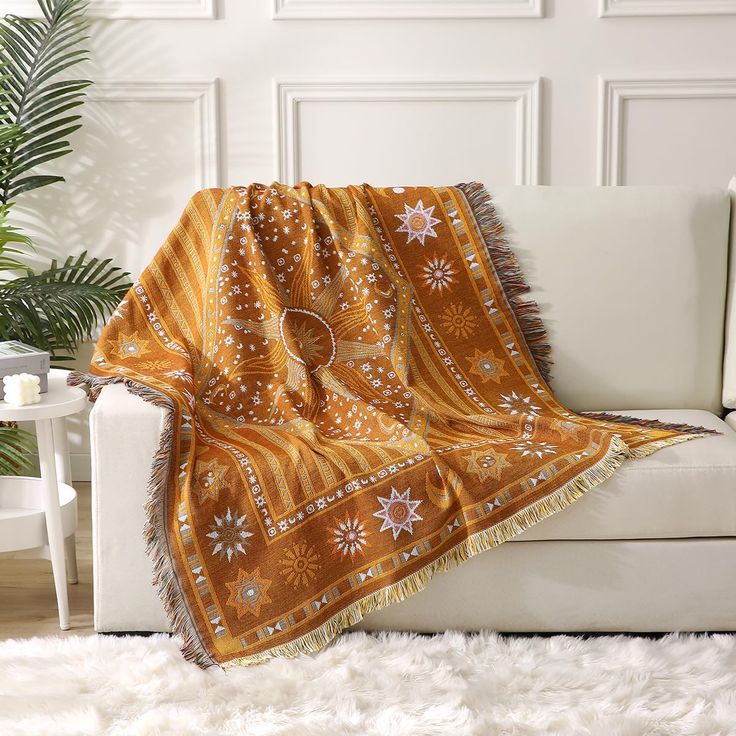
top-left (2, 373), bottom-right (42, 406)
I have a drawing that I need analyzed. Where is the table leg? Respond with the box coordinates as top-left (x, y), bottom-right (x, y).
top-left (52, 417), bottom-right (77, 584)
top-left (36, 419), bottom-right (70, 630)
top-left (51, 417), bottom-right (71, 486)
top-left (64, 534), bottom-right (78, 585)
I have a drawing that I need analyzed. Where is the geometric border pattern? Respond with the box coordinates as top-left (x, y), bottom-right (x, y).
top-left (275, 78), bottom-right (542, 185)
top-left (597, 76), bottom-right (736, 185)
top-left (600, 0), bottom-right (736, 16)
top-left (4, 0), bottom-right (215, 19)
top-left (273, 0), bottom-right (542, 19)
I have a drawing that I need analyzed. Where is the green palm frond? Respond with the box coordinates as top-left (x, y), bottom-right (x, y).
top-left (0, 424), bottom-right (36, 474)
top-left (0, 125), bottom-right (31, 269)
top-left (0, 205), bottom-right (31, 270)
top-left (0, 1), bottom-right (130, 472)
top-left (0, 0), bottom-right (90, 204)
top-left (0, 252), bottom-right (132, 358)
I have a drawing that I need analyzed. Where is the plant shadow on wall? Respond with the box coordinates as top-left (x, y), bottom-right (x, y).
top-left (0, 0), bottom-right (132, 474)
top-left (8, 11), bottom-right (176, 279)
top-left (16, 92), bottom-right (185, 279)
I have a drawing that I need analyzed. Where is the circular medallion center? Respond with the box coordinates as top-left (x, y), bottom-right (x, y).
top-left (280, 308), bottom-right (336, 373)
top-left (389, 503), bottom-right (408, 523)
top-left (293, 557), bottom-right (309, 572)
top-left (410, 213), bottom-right (427, 231)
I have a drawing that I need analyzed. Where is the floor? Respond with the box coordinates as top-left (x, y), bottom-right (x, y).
top-left (0, 482), bottom-right (94, 639)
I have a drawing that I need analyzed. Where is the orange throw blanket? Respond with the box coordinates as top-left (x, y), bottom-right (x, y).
top-left (73, 183), bottom-right (713, 667)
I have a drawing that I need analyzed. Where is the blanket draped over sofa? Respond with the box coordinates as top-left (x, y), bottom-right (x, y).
top-left (72, 182), bottom-right (714, 667)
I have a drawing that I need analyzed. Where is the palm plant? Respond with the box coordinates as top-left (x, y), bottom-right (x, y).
top-left (0, 424), bottom-right (36, 474)
top-left (0, 0), bottom-right (132, 473)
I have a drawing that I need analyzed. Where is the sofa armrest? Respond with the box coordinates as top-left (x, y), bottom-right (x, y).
top-left (89, 383), bottom-right (169, 631)
top-left (726, 411), bottom-right (736, 431)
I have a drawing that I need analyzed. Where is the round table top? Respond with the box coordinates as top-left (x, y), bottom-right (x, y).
top-left (0, 368), bottom-right (87, 421)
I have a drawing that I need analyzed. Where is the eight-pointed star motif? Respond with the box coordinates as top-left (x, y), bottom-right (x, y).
top-left (225, 567), bottom-right (272, 618)
top-left (465, 447), bottom-right (511, 482)
top-left (194, 459), bottom-right (230, 504)
top-left (373, 486), bottom-right (423, 540)
top-left (512, 440), bottom-right (558, 459)
top-left (395, 200), bottom-right (441, 246)
top-left (107, 330), bottom-right (152, 360)
top-left (498, 390), bottom-right (541, 418)
top-left (466, 348), bottom-right (508, 385)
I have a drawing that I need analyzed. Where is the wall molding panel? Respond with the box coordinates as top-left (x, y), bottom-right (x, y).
top-left (273, 0), bottom-right (542, 20)
top-left (600, 0), bottom-right (736, 16)
top-left (597, 76), bottom-right (736, 185)
top-left (5, 0), bottom-right (215, 19)
top-left (275, 79), bottom-right (541, 185)
top-left (89, 80), bottom-right (221, 189)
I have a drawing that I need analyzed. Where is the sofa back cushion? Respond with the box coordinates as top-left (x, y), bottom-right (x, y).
top-left (723, 179), bottom-right (736, 409)
top-left (491, 185), bottom-right (730, 413)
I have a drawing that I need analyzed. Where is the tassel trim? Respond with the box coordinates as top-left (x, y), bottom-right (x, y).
top-left (68, 370), bottom-right (216, 668)
top-left (223, 433), bottom-right (633, 667)
top-left (580, 410), bottom-right (720, 436)
top-left (579, 410), bottom-right (720, 458)
top-left (457, 182), bottom-right (553, 384)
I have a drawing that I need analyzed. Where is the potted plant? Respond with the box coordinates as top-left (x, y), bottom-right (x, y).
top-left (0, 0), bottom-right (131, 473)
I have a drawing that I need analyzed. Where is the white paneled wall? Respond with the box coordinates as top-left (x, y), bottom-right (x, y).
top-left (6, 0), bottom-right (216, 18)
top-left (271, 0), bottom-right (544, 20)
top-left (598, 78), bottom-right (736, 185)
top-left (14, 0), bottom-right (734, 477)
top-left (275, 80), bottom-right (540, 185)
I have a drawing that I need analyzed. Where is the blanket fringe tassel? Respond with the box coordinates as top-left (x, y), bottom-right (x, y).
top-left (458, 181), bottom-right (553, 384)
top-left (222, 428), bottom-right (708, 668)
top-left (580, 410), bottom-right (720, 455)
top-left (68, 370), bottom-right (217, 669)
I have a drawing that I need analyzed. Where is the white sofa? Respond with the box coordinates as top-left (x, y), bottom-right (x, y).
top-left (90, 184), bottom-right (736, 634)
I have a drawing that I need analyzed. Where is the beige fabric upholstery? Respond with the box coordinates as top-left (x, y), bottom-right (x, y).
top-left (492, 186), bottom-right (730, 414)
top-left (90, 384), bottom-right (169, 633)
top-left (515, 410), bottom-right (736, 541)
top-left (723, 178), bottom-right (736, 409)
top-left (357, 538), bottom-right (736, 633)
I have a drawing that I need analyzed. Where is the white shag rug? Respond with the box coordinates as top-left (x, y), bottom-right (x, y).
top-left (1, 632), bottom-right (735, 735)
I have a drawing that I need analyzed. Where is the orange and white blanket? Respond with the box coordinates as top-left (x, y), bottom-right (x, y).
top-left (73, 182), bottom-right (712, 666)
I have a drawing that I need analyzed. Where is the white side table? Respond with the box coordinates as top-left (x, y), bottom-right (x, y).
top-left (0, 369), bottom-right (87, 630)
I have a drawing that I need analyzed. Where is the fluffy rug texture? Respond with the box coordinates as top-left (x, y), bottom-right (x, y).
top-left (1, 631), bottom-right (735, 735)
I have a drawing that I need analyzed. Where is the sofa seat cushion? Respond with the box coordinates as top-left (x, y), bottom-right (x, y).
top-left (514, 410), bottom-right (736, 542)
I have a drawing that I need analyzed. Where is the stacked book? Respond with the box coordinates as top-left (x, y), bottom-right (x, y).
top-left (0, 341), bottom-right (50, 400)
